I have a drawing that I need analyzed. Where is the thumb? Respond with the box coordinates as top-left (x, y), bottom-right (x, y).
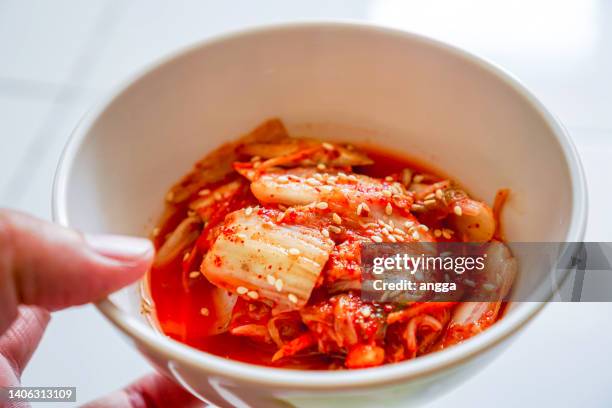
top-left (0, 209), bottom-right (153, 334)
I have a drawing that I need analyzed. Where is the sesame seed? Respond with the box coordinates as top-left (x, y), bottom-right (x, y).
top-left (306, 178), bottom-right (322, 186)
top-left (322, 142), bottom-right (334, 151)
top-left (321, 185), bottom-right (334, 192)
top-left (213, 192), bottom-right (222, 201)
top-left (394, 234), bottom-right (405, 242)
top-left (387, 234), bottom-right (397, 242)
top-left (275, 279), bottom-right (284, 292)
top-left (385, 203), bottom-right (393, 215)
top-left (253, 161), bottom-right (261, 169)
top-left (198, 189), bottom-right (211, 196)
top-left (328, 225), bottom-right (342, 234)
top-left (288, 248), bottom-right (301, 256)
top-left (245, 207), bottom-right (253, 215)
top-left (435, 189), bottom-right (444, 199)
top-left (316, 201), bottom-right (329, 210)
top-left (338, 172), bottom-right (348, 179)
top-left (322, 228), bottom-right (330, 237)
top-left (317, 163), bottom-right (326, 170)
top-left (424, 199), bottom-right (437, 206)
top-left (247, 291), bottom-right (259, 300)
top-left (183, 252), bottom-right (190, 261)
top-left (277, 213), bottom-right (285, 222)
top-left (266, 275), bottom-right (276, 285)
top-left (418, 224), bottom-right (429, 232)
top-left (314, 173), bottom-right (324, 181)
top-left (482, 283), bottom-right (497, 292)
top-left (383, 190), bottom-right (392, 197)
top-left (454, 205), bottom-right (463, 216)
top-left (463, 279), bottom-right (476, 287)
top-left (356, 203), bottom-right (363, 216)
top-left (376, 220), bottom-right (386, 228)
top-left (200, 307), bottom-right (210, 316)
top-left (424, 193), bottom-right (435, 200)
top-left (413, 175), bottom-right (424, 183)
top-left (347, 175), bottom-right (358, 182)
top-left (189, 271), bottom-right (200, 278)
top-left (404, 221), bottom-right (414, 228)
top-left (165, 191), bottom-right (175, 202)
top-left (411, 203), bottom-right (425, 212)
top-left (251, 156), bottom-right (261, 162)
top-left (442, 229), bottom-right (452, 239)
top-left (361, 307), bottom-right (372, 317)
top-left (236, 286), bottom-right (248, 295)
top-left (401, 168), bottom-right (413, 186)
top-left (434, 229), bottom-right (442, 238)
top-left (277, 175), bottom-right (289, 183)
top-left (236, 233), bottom-right (247, 240)
top-left (371, 235), bottom-right (383, 243)
top-left (361, 203), bottom-right (370, 213)
top-left (288, 293), bottom-right (299, 303)
top-left (385, 176), bottom-right (394, 182)
top-left (412, 231), bottom-right (420, 240)
top-left (332, 213), bottom-right (342, 224)
top-left (187, 210), bottom-right (196, 218)
top-left (327, 176), bottom-right (338, 184)
top-left (246, 170), bottom-right (255, 179)
top-left (152, 227), bottom-right (160, 237)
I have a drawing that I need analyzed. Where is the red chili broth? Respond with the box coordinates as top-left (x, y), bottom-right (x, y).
top-left (148, 145), bottom-right (450, 368)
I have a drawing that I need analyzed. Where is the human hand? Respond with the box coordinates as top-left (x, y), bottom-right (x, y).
top-left (0, 210), bottom-right (200, 407)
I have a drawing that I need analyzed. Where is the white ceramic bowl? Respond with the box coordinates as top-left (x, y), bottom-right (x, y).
top-left (53, 23), bottom-right (587, 408)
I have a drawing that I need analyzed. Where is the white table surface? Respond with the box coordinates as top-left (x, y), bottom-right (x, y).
top-left (1, 1), bottom-right (611, 406)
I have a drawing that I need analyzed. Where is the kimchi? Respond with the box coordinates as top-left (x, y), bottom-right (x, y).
top-left (146, 119), bottom-right (516, 370)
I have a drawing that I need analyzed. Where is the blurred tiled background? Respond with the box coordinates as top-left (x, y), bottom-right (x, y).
top-left (1, 1), bottom-right (611, 406)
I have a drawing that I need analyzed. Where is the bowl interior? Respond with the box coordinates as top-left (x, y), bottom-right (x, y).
top-left (54, 24), bottom-right (582, 378)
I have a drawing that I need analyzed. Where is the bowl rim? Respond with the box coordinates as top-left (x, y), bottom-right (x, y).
top-left (52, 21), bottom-right (588, 389)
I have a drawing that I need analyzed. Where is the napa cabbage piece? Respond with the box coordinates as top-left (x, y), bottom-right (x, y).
top-left (249, 168), bottom-right (413, 217)
top-left (165, 118), bottom-right (289, 204)
top-left (237, 138), bottom-right (373, 169)
top-left (200, 208), bottom-right (334, 310)
top-left (153, 216), bottom-right (202, 267)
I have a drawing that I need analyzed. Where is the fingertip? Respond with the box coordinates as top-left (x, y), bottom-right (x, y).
top-left (30, 233), bottom-right (155, 310)
top-left (0, 211), bottom-right (157, 311)
top-left (73, 234), bottom-right (155, 303)
top-left (85, 233), bottom-right (155, 284)
top-left (84, 234), bottom-right (154, 264)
